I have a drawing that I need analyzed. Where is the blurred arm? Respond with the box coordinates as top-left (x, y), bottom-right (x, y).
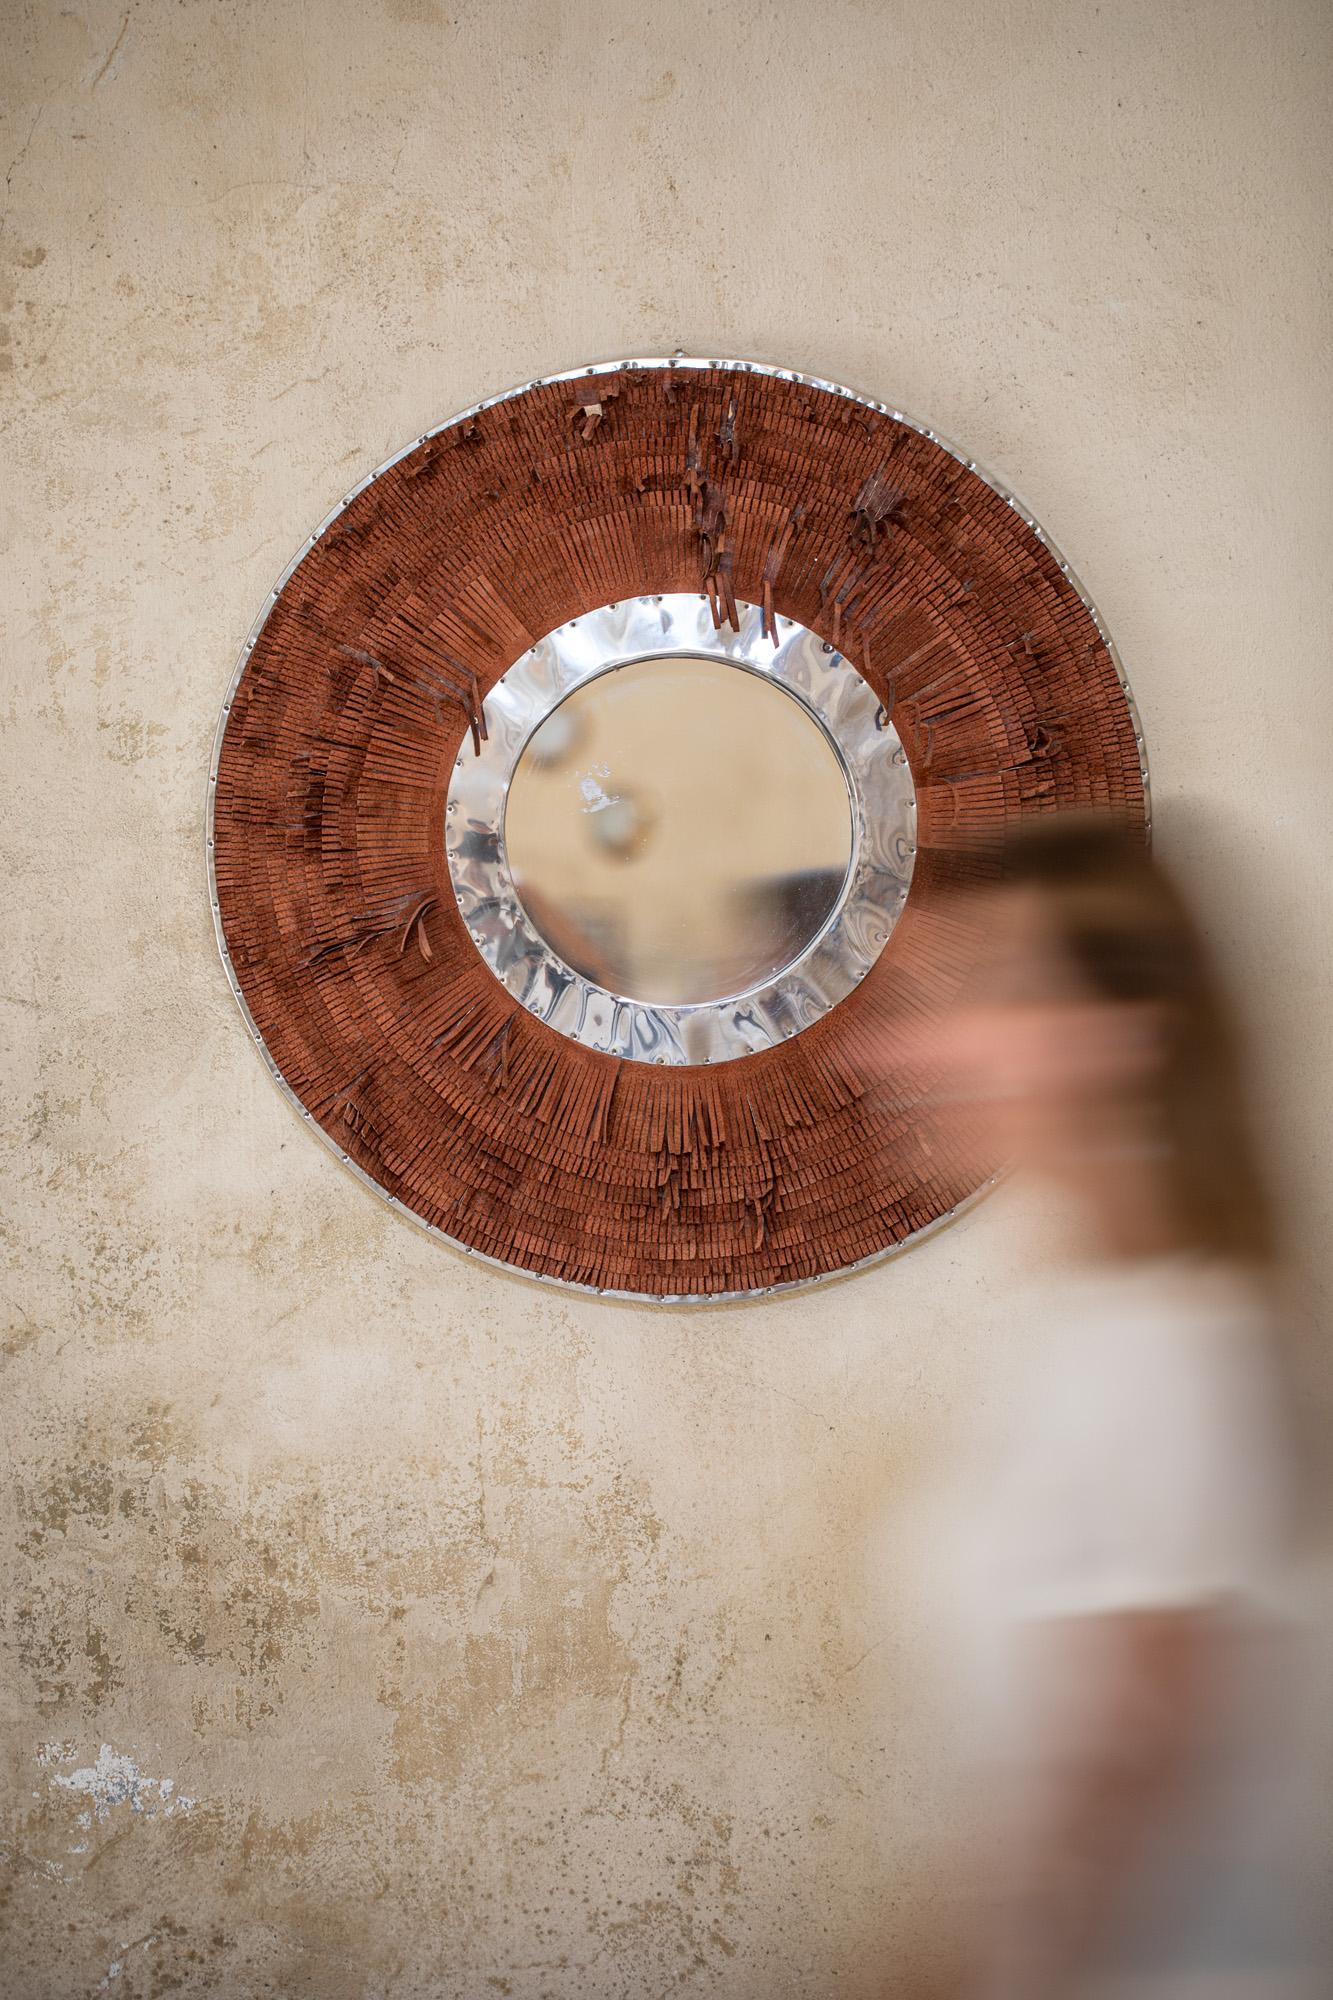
top-left (972, 1605), bottom-right (1214, 2000)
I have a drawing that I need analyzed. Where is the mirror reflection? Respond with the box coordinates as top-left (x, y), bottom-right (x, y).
top-left (504, 655), bottom-right (853, 1005)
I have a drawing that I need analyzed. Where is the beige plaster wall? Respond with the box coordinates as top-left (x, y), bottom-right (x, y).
top-left (3, 2), bottom-right (1330, 1994)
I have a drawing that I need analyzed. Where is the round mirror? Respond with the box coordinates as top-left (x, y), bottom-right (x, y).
top-left (446, 593), bottom-right (915, 1066)
top-left (504, 656), bottom-right (853, 1005)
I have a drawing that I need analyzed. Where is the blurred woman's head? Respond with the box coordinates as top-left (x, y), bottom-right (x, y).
top-left (948, 812), bottom-right (1274, 1266)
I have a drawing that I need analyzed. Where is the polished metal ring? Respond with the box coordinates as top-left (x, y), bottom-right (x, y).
top-left (445, 594), bottom-right (917, 1065)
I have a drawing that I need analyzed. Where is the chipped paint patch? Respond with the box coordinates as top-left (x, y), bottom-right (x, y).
top-left (42, 1743), bottom-right (195, 1822)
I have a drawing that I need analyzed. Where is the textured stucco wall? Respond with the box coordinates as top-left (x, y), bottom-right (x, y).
top-left (3, 2), bottom-right (1330, 1995)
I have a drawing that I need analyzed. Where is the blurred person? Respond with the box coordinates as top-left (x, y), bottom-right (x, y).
top-left (915, 813), bottom-right (1321, 1999)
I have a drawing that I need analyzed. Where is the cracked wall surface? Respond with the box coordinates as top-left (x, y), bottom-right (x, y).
top-left (3, 2), bottom-right (1330, 1995)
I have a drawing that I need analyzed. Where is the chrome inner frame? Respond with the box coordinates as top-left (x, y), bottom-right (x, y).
top-left (445, 594), bottom-right (917, 1065)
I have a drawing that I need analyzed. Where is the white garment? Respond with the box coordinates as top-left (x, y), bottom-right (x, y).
top-left (944, 1253), bottom-right (1322, 1993)
top-left (971, 1253), bottom-right (1287, 1629)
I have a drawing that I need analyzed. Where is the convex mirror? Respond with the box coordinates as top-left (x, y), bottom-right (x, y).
top-left (504, 654), bottom-right (853, 1006)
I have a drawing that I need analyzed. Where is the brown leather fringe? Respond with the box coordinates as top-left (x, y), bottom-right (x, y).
top-left (213, 365), bottom-right (1145, 1294)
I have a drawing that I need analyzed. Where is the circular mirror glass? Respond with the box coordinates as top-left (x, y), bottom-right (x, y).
top-left (503, 655), bottom-right (854, 1005)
